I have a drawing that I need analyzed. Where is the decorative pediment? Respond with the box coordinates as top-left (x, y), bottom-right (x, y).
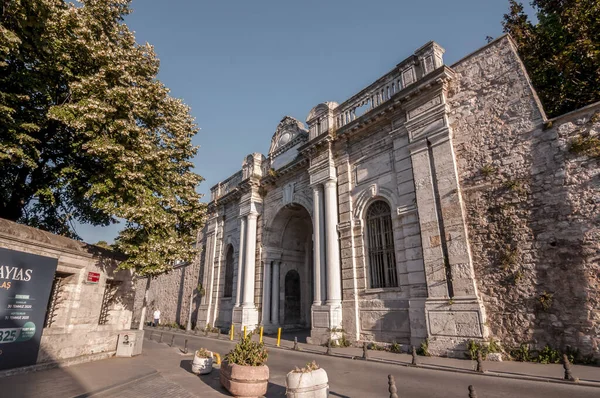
top-left (268, 116), bottom-right (308, 157)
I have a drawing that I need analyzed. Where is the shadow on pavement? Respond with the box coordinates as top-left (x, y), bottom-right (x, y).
top-left (266, 382), bottom-right (287, 396)
top-left (179, 359), bottom-right (193, 373)
top-left (180, 359), bottom-right (231, 396)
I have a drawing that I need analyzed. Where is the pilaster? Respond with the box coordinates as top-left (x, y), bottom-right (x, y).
top-left (405, 75), bottom-right (487, 356)
top-left (232, 171), bottom-right (263, 331)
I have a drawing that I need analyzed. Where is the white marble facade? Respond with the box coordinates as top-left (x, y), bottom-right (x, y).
top-left (196, 41), bottom-right (489, 355)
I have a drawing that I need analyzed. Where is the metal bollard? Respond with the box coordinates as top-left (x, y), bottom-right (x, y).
top-left (388, 375), bottom-right (398, 398)
top-left (293, 337), bottom-right (299, 351)
top-left (563, 354), bottom-right (575, 381)
top-left (326, 337), bottom-right (332, 356)
top-left (230, 324), bottom-right (234, 341)
top-left (363, 342), bottom-right (369, 360)
top-left (411, 346), bottom-right (418, 366)
top-left (276, 328), bottom-right (281, 347)
top-left (243, 326), bottom-right (247, 339)
top-left (259, 326), bottom-right (264, 344)
top-left (476, 351), bottom-right (485, 373)
top-left (217, 328), bottom-right (221, 340)
top-left (159, 333), bottom-right (163, 343)
top-left (170, 334), bottom-right (175, 347)
top-left (468, 385), bottom-right (477, 398)
top-left (183, 339), bottom-right (188, 354)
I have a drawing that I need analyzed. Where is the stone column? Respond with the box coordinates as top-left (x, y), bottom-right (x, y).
top-left (312, 185), bottom-right (323, 305)
top-left (235, 216), bottom-right (246, 307)
top-left (242, 211), bottom-right (258, 307)
top-left (261, 261), bottom-right (271, 325)
top-left (319, 186), bottom-right (327, 302)
top-left (271, 262), bottom-right (280, 325)
top-left (324, 179), bottom-right (342, 305)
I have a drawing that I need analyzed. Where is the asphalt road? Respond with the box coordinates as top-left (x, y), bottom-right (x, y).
top-left (162, 332), bottom-right (600, 398)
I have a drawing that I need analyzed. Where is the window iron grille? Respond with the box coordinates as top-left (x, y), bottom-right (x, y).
top-left (98, 280), bottom-right (121, 325)
top-left (44, 273), bottom-right (70, 328)
top-left (366, 201), bottom-right (398, 289)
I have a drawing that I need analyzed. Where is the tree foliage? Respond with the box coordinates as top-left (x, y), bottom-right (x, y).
top-left (503, 0), bottom-right (600, 117)
top-left (0, 0), bottom-right (205, 275)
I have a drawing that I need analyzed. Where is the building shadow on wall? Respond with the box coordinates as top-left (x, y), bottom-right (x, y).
top-left (87, 245), bottom-right (136, 319)
top-left (527, 123), bottom-right (598, 358)
top-left (176, 268), bottom-right (186, 326)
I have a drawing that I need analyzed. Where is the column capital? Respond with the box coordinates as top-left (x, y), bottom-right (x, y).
top-left (247, 211), bottom-right (259, 220)
top-left (324, 179), bottom-right (337, 188)
top-left (263, 247), bottom-right (283, 261)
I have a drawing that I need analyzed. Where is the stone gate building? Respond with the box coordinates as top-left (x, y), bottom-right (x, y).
top-left (194, 35), bottom-right (600, 357)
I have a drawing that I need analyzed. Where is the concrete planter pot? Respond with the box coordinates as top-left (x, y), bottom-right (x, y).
top-left (220, 361), bottom-right (269, 398)
top-left (192, 351), bottom-right (213, 375)
top-left (286, 368), bottom-right (329, 398)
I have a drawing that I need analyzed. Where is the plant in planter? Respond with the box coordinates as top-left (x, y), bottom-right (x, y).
top-left (286, 361), bottom-right (328, 398)
top-left (220, 335), bottom-right (269, 398)
top-left (192, 348), bottom-right (213, 375)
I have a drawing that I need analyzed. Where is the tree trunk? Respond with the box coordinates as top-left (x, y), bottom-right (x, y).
top-left (138, 277), bottom-right (151, 330)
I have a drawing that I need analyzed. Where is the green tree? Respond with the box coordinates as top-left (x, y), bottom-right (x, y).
top-left (503, 0), bottom-right (600, 117)
top-left (0, 0), bottom-right (205, 276)
top-left (93, 240), bottom-right (112, 250)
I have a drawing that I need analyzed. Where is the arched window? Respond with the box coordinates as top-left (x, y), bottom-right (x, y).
top-left (366, 201), bottom-right (397, 288)
top-left (223, 245), bottom-right (234, 297)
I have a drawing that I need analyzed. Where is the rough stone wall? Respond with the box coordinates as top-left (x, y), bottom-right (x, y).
top-left (450, 35), bottom-right (600, 357)
top-left (0, 218), bottom-right (134, 365)
top-left (132, 258), bottom-right (200, 328)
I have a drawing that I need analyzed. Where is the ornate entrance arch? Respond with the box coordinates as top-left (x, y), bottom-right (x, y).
top-left (262, 203), bottom-right (313, 330)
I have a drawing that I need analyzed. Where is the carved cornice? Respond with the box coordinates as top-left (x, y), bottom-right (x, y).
top-left (260, 157), bottom-right (309, 186)
top-left (298, 133), bottom-right (332, 159)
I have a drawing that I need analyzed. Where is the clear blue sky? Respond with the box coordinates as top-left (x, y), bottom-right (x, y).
top-left (76, 0), bottom-right (535, 244)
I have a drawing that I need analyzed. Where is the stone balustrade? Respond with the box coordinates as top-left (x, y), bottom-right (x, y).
top-left (210, 170), bottom-right (243, 201)
top-left (331, 41), bottom-right (445, 131)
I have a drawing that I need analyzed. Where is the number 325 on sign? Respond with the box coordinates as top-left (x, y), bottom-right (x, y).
top-left (0, 328), bottom-right (21, 343)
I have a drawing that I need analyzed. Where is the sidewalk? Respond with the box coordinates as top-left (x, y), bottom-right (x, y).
top-left (150, 326), bottom-right (600, 386)
top-left (0, 339), bottom-right (227, 398)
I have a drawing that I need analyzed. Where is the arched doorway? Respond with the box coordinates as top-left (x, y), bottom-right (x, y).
top-left (284, 270), bottom-right (301, 324)
top-left (264, 203), bottom-right (313, 331)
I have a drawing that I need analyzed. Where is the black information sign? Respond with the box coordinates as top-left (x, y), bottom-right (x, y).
top-left (0, 247), bottom-right (58, 370)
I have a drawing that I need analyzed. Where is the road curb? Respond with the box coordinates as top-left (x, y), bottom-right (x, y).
top-left (144, 327), bottom-right (600, 389)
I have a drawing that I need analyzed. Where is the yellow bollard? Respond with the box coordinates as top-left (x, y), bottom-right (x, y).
top-left (243, 326), bottom-right (247, 339)
top-left (277, 327), bottom-right (281, 347)
top-left (230, 324), bottom-right (234, 341)
top-left (213, 352), bottom-right (222, 365)
top-left (259, 326), bottom-right (263, 344)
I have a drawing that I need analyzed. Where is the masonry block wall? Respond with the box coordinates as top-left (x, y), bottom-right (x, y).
top-left (334, 118), bottom-right (427, 345)
top-left (450, 36), bottom-right (600, 356)
top-left (0, 218), bottom-right (134, 365)
top-left (132, 258), bottom-right (200, 328)
top-left (150, 36), bottom-right (598, 358)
